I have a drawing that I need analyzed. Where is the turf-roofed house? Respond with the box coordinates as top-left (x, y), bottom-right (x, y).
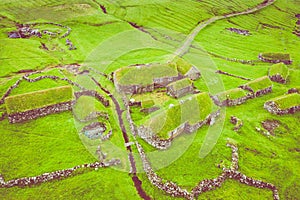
top-left (5, 86), bottom-right (73, 123)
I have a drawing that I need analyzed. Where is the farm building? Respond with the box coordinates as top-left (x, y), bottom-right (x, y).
top-left (114, 63), bottom-right (181, 94)
top-left (264, 93), bottom-right (300, 115)
top-left (139, 92), bottom-right (216, 140)
top-left (114, 59), bottom-right (200, 95)
top-left (166, 78), bottom-right (194, 98)
top-left (212, 88), bottom-right (251, 106)
top-left (268, 63), bottom-right (289, 84)
top-left (258, 53), bottom-right (292, 65)
top-left (5, 86), bottom-right (73, 123)
top-left (174, 57), bottom-right (201, 80)
top-left (239, 76), bottom-right (273, 98)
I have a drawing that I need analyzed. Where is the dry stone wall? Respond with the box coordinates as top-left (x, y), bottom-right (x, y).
top-left (8, 101), bottom-right (74, 123)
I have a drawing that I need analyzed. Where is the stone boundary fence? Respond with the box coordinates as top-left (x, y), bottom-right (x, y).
top-left (8, 101), bottom-right (74, 123)
top-left (135, 139), bottom-right (280, 200)
top-left (0, 159), bottom-right (120, 188)
top-left (0, 71), bottom-right (111, 122)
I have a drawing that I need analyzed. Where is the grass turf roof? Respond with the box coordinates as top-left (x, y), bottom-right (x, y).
top-left (268, 93), bottom-right (300, 110)
top-left (260, 53), bottom-right (291, 61)
top-left (174, 57), bottom-right (193, 75)
top-left (144, 92), bottom-right (213, 139)
top-left (244, 76), bottom-right (272, 92)
top-left (167, 78), bottom-right (192, 90)
top-left (269, 63), bottom-right (289, 79)
top-left (115, 63), bottom-right (178, 86)
top-left (5, 85), bottom-right (73, 114)
top-left (216, 88), bottom-right (248, 102)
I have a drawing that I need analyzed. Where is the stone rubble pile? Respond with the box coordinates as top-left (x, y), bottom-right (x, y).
top-left (230, 116), bottom-right (243, 132)
top-left (66, 39), bottom-right (76, 50)
top-left (287, 88), bottom-right (299, 94)
top-left (226, 28), bottom-right (251, 36)
top-left (0, 159), bottom-right (120, 188)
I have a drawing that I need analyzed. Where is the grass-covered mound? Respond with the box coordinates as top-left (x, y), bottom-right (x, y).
top-left (268, 63), bottom-right (289, 84)
top-left (143, 92), bottom-right (214, 139)
top-left (5, 85), bottom-right (73, 114)
top-left (269, 93), bottom-right (300, 110)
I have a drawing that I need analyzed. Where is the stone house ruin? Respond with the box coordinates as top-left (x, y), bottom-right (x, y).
top-left (258, 53), bottom-right (292, 65)
top-left (114, 61), bottom-right (201, 95)
top-left (264, 93), bottom-right (300, 115)
top-left (184, 66), bottom-right (201, 81)
top-left (239, 76), bottom-right (273, 98)
top-left (268, 63), bottom-right (289, 84)
top-left (5, 86), bottom-right (73, 123)
top-left (166, 78), bottom-right (194, 98)
top-left (212, 88), bottom-right (251, 107)
top-left (81, 122), bottom-right (107, 139)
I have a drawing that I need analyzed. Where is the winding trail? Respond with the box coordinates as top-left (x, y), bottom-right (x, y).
top-left (174, 0), bottom-right (276, 57)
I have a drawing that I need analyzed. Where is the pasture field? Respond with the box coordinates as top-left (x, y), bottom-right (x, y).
top-left (0, 0), bottom-right (299, 199)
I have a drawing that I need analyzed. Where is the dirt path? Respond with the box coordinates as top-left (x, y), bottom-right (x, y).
top-left (174, 0), bottom-right (276, 57)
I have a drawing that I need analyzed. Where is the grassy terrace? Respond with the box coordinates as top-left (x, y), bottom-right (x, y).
top-left (115, 63), bottom-right (178, 86)
top-left (216, 88), bottom-right (249, 102)
top-left (5, 86), bottom-right (73, 114)
top-left (269, 63), bottom-right (289, 78)
top-left (243, 76), bottom-right (273, 92)
top-left (143, 92), bottom-right (213, 139)
top-left (269, 93), bottom-right (300, 110)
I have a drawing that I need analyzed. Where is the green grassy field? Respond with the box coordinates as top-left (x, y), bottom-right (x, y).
top-left (0, 0), bottom-right (299, 199)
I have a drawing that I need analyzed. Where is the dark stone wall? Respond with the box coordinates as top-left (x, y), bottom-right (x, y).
top-left (8, 101), bottom-right (74, 123)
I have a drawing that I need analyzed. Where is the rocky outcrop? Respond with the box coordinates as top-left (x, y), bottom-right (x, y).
top-left (8, 101), bottom-right (74, 123)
